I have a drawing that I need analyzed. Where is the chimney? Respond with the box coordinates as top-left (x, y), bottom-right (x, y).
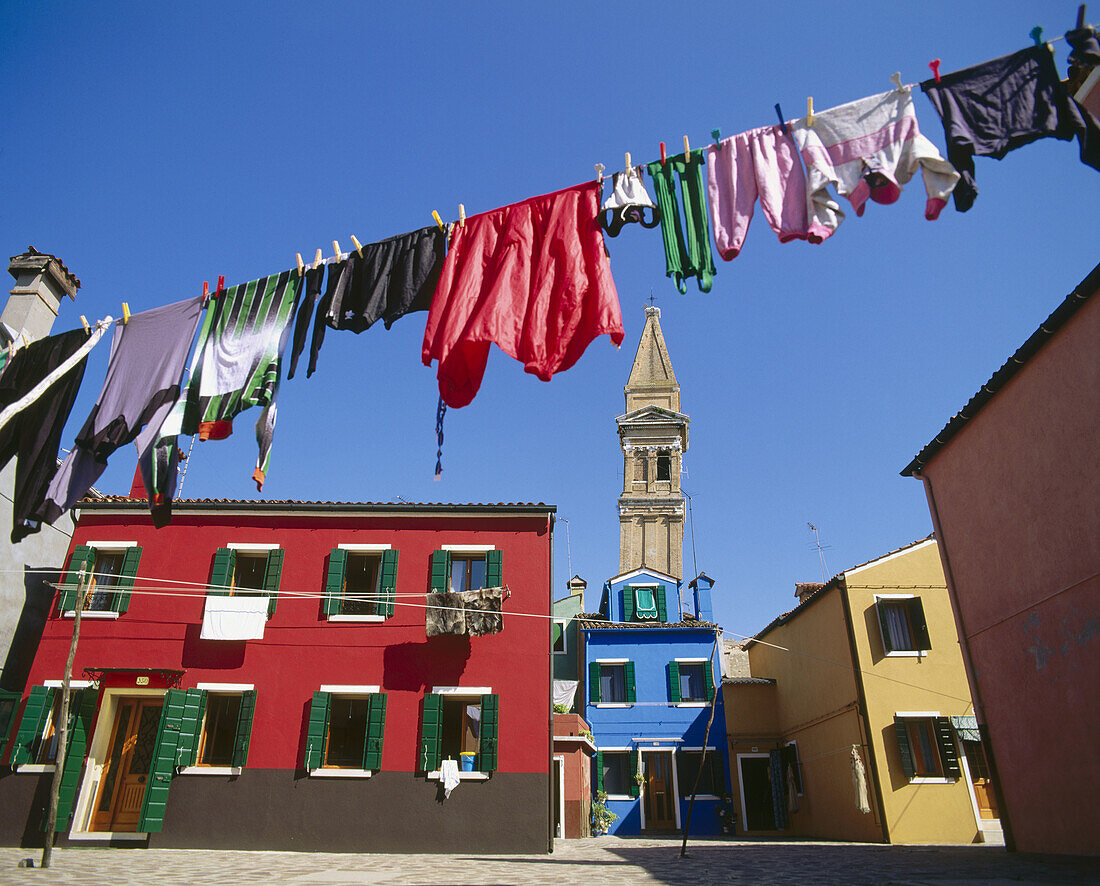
top-left (794, 582), bottom-right (825, 603)
top-left (687, 572), bottom-right (714, 622)
top-left (567, 574), bottom-right (587, 604)
top-left (4, 247), bottom-right (80, 345)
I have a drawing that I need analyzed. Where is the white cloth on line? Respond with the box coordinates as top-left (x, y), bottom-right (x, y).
top-left (553, 680), bottom-right (578, 710)
top-left (200, 594), bottom-right (269, 640)
top-left (440, 758), bottom-right (461, 798)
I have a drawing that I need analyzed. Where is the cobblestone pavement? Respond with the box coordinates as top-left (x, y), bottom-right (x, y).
top-left (1, 838), bottom-right (1097, 885)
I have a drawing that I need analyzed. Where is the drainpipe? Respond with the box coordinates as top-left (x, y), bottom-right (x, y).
top-left (916, 471), bottom-right (1016, 852)
top-left (547, 512), bottom-right (555, 853)
top-left (838, 579), bottom-right (891, 843)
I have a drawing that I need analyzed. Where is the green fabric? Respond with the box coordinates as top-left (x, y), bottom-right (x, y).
top-left (139, 689), bottom-right (187, 833)
top-left (479, 694), bottom-right (499, 772)
top-left (634, 587), bottom-right (658, 619)
top-left (484, 549), bottom-right (502, 588)
top-left (380, 549), bottom-right (399, 618)
top-left (646, 150), bottom-right (715, 294)
top-left (12, 685), bottom-right (55, 766)
top-left (232, 690), bottom-right (256, 768)
top-left (304, 691), bottom-right (330, 770)
top-left (362, 693), bottom-right (387, 770)
top-left (668, 661), bottom-right (681, 703)
top-left (112, 546), bottom-right (143, 613)
top-left (429, 550), bottom-right (451, 593)
top-left (263, 549), bottom-right (284, 617)
top-left (209, 548), bottom-right (236, 596)
top-left (950, 715), bottom-right (981, 743)
top-left (419, 694), bottom-right (442, 771)
top-left (324, 548), bottom-right (348, 616)
top-left (52, 687), bottom-right (99, 830)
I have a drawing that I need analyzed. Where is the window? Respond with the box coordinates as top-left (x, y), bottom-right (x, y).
top-left (875, 596), bottom-right (931, 654)
top-left (323, 547), bottom-right (398, 619)
top-left (419, 690), bottom-right (499, 774)
top-left (596, 750), bottom-right (635, 796)
top-left (10, 683), bottom-right (95, 769)
top-left (677, 750), bottom-right (722, 797)
top-left (589, 660), bottom-right (636, 705)
top-left (634, 455), bottom-right (648, 482)
top-left (305, 688), bottom-right (387, 774)
top-left (552, 619), bottom-right (567, 654)
top-left (209, 546), bottom-right (284, 617)
top-left (894, 715), bottom-right (961, 781)
top-left (199, 695), bottom-right (243, 765)
top-left (430, 548), bottom-right (502, 593)
top-left (175, 686), bottom-right (257, 772)
top-left (623, 585), bottom-right (667, 622)
top-left (656, 454), bottom-right (671, 481)
top-left (58, 543), bottom-right (142, 615)
top-left (668, 660), bottom-right (714, 703)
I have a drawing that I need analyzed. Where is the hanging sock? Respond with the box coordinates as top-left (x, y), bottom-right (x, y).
top-left (434, 395), bottom-right (446, 479)
top-left (922, 45), bottom-right (1100, 212)
top-left (600, 166), bottom-right (660, 236)
top-left (0, 329), bottom-right (93, 543)
top-left (647, 150), bottom-right (716, 294)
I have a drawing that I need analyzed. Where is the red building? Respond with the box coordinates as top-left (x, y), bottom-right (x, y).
top-left (0, 497), bottom-right (555, 853)
top-left (903, 262), bottom-right (1099, 857)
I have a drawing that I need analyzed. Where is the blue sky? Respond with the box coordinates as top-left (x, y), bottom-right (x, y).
top-left (2, 1), bottom-right (1097, 637)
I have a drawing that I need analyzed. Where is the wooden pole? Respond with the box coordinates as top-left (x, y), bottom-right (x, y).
top-left (42, 566), bottom-right (87, 869)
top-left (680, 631), bottom-right (721, 857)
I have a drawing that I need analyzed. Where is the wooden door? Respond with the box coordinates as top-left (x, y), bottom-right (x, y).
top-left (643, 751), bottom-right (676, 831)
top-left (91, 699), bottom-right (163, 832)
top-left (963, 740), bottom-right (1000, 820)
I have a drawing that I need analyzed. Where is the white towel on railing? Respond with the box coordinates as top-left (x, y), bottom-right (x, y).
top-left (200, 595), bottom-right (268, 640)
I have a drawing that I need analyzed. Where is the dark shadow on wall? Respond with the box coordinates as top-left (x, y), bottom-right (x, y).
top-left (180, 622), bottom-right (246, 669)
top-left (0, 566), bottom-right (59, 694)
top-left (382, 635), bottom-right (471, 693)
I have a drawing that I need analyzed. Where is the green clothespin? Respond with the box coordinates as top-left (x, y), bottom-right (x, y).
top-left (1030, 25), bottom-right (1044, 46)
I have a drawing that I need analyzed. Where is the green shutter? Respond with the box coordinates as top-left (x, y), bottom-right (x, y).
top-left (380, 549), bottom-right (399, 618)
top-left (264, 549), bottom-right (284, 617)
top-left (112, 546), bottom-right (142, 614)
top-left (429, 550), bottom-right (451, 593)
top-left (138, 689), bottom-right (188, 833)
top-left (232, 690), bottom-right (256, 768)
top-left (589, 661), bottom-right (601, 704)
top-left (209, 548), bottom-right (236, 596)
top-left (910, 598), bottom-right (931, 651)
top-left (622, 587), bottom-right (634, 623)
top-left (552, 621), bottom-right (563, 650)
top-left (484, 549), bottom-right (502, 588)
top-left (478, 693), bottom-right (499, 772)
top-left (595, 750), bottom-right (604, 792)
top-left (59, 545), bottom-right (95, 611)
top-left (324, 548), bottom-right (347, 616)
top-left (877, 601), bottom-right (894, 654)
top-left (656, 585), bottom-right (668, 622)
top-left (625, 661), bottom-right (637, 703)
top-left (704, 660), bottom-right (715, 701)
top-left (894, 718), bottom-right (915, 779)
top-left (362, 692), bottom-right (387, 770)
top-left (668, 662), bottom-right (681, 703)
top-left (175, 689), bottom-right (207, 768)
top-left (304, 691), bottom-right (331, 770)
top-left (53, 688), bottom-right (99, 830)
top-left (934, 717), bottom-right (961, 778)
top-left (12, 686), bottom-right (55, 766)
top-left (629, 749), bottom-right (639, 797)
top-left (419, 693), bottom-right (442, 771)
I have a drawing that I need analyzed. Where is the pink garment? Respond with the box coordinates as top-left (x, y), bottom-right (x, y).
top-left (422, 181), bottom-right (624, 409)
top-left (705, 125), bottom-right (815, 261)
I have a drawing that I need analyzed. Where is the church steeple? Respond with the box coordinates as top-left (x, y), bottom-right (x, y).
top-left (616, 306), bottom-right (689, 579)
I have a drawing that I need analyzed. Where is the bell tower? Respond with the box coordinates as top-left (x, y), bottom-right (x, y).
top-left (616, 305), bottom-right (689, 578)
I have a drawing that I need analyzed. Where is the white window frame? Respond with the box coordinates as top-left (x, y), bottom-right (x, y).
top-left (440, 544), bottom-right (496, 552)
top-left (895, 711), bottom-right (953, 783)
top-left (875, 593), bottom-right (926, 658)
top-left (673, 657), bottom-right (710, 707)
top-left (61, 542), bottom-right (138, 620)
top-left (427, 685), bottom-right (493, 780)
top-left (552, 618), bottom-right (568, 654)
top-left (178, 682), bottom-right (256, 777)
top-left (308, 684), bottom-right (382, 778)
top-left (592, 659), bottom-right (631, 708)
top-left (597, 746), bottom-right (635, 800)
top-left (678, 746), bottom-right (722, 800)
top-left (327, 544), bottom-right (390, 623)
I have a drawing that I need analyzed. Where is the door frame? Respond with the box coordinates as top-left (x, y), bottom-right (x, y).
top-left (68, 687), bottom-right (166, 841)
top-left (958, 741), bottom-right (1002, 834)
top-left (553, 754), bottom-right (566, 838)
top-left (736, 752), bottom-right (772, 833)
top-left (638, 747), bottom-right (681, 832)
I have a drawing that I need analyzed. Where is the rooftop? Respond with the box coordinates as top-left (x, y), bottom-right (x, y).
top-left (577, 614), bottom-right (718, 631)
top-left (78, 497), bottom-right (555, 514)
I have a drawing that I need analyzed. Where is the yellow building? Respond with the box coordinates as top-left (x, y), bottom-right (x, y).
top-left (723, 537), bottom-right (1003, 844)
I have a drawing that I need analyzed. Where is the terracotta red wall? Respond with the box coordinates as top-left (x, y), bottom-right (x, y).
top-left (22, 509), bottom-right (553, 775)
top-left (919, 293), bottom-right (1100, 856)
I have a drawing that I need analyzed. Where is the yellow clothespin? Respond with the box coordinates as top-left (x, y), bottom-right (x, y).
top-left (332, 240), bottom-right (342, 261)
top-left (432, 211), bottom-right (444, 230)
top-left (296, 253), bottom-right (304, 275)
top-left (79, 315), bottom-right (90, 333)
top-left (458, 204), bottom-right (466, 227)
top-left (122, 303), bottom-right (131, 325)
top-left (806, 97), bottom-right (815, 127)
top-left (20, 332), bottom-right (29, 348)
top-left (313, 248), bottom-right (323, 269)
top-left (625, 151), bottom-right (632, 172)
top-left (351, 235), bottom-right (363, 257)
top-left (683, 135), bottom-right (691, 157)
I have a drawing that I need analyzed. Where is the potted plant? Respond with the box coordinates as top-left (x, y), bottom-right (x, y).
top-left (591, 791), bottom-right (618, 836)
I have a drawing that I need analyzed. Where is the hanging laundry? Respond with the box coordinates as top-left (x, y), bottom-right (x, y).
top-left (200, 594), bottom-right (269, 640)
top-left (706, 124), bottom-right (814, 258)
top-left (600, 166), bottom-right (660, 236)
top-left (286, 262), bottom-right (326, 380)
top-left (38, 297), bottom-right (203, 524)
top-left (0, 330), bottom-right (91, 543)
top-left (646, 150), bottom-right (716, 294)
top-left (146, 270), bottom-right (301, 523)
top-left (440, 757), bottom-right (461, 797)
top-left (789, 88), bottom-right (959, 239)
top-left (461, 586), bottom-right (504, 636)
top-left (921, 45), bottom-right (1100, 212)
top-left (422, 181), bottom-right (624, 409)
top-left (426, 591), bottom-right (467, 636)
top-left (304, 225), bottom-right (447, 378)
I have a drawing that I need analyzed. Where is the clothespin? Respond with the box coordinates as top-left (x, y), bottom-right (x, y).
top-left (79, 315), bottom-right (90, 333)
top-left (216, 275), bottom-right (224, 295)
top-left (659, 142), bottom-right (667, 166)
top-left (432, 210), bottom-right (444, 230)
top-left (711, 128), bottom-right (722, 144)
top-left (313, 248), bottom-right (323, 269)
top-left (20, 333), bottom-right (29, 348)
top-left (296, 253), bottom-right (304, 275)
top-left (1030, 25), bottom-right (1044, 46)
top-left (594, 163), bottom-right (604, 185)
top-left (458, 204), bottom-right (466, 226)
top-left (806, 97), bottom-right (815, 127)
top-left (351, 236), bottom-right (363, 258)
top-left (775, 103), bottom-right (789, 135)
top-left (682, 135), bottom-right (690, 157)
top-left (625, 151), bottom-right (632, 172)
top-left (121, 303), bottom-right (130, 325)
top-left (890, 72), bottom-right (904, 91)
top-left (929, 59), bottom-right (941, 83)
top-left (1078, 5), bottom-right (1087, 29)
top-left (332, 240), bottom-right (342, 262)
top-left (202, 281), bottom-right (210, 305)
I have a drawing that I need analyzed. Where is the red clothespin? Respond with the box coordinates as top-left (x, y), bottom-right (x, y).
top-left (216, 275), bottom-right (224, 295)
top-left (202, 281), bottom-right (209, 305)
top-left (659, 142), bottom-right (667, 166)
top-left (929, 58), bottom-right (942, 83)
